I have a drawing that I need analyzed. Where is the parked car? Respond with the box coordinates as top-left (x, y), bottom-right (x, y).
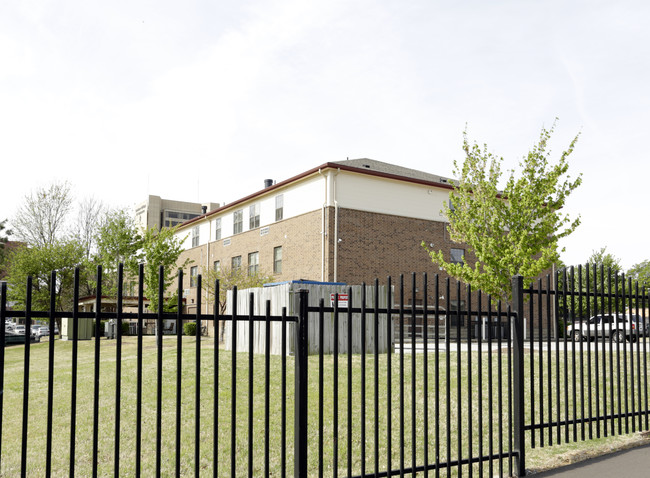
top-left (628, 314), bottom-right (649, 337)
top-left (4, 329), bottom-right (39, 345)
top-left (567, 314), bottom-right (640, 343)
top-left (37, 326), bottom-right (50, 338)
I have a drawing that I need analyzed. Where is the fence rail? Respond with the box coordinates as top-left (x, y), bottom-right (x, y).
top-left (1, 265), bottom-right (649, 477)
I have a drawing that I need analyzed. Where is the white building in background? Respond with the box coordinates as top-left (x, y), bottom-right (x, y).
top-left (134, 195), bottom-right (219, 232)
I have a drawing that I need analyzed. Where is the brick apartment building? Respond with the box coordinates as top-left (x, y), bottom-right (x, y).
top-left (174, 158), bottom-right (478, 333)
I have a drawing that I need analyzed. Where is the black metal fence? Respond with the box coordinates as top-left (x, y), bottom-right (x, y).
top-left (0, 265), bottom-right (649, 477)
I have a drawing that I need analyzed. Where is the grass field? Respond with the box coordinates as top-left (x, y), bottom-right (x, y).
top-left (0, 336), bottom-right (648, 477)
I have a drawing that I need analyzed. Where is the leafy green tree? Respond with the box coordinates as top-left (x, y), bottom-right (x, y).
top-left (0, 219), bottom-right (11, 245)
top-left (93, 209), bottom-right (143, 297)
top-left (627, 260), bottom-right (650, 290)
top-left (200, 265), bottom-right (274, 342)
top-left (5, 241), bottom-right (86, 324)
top-left (0, 219), bottom-right (12, 268)
top-left (585, 248), bottom-right (622, 274)
top-left (423, 122), bottom-right (582, 301)
top-left (558, 248), bottom-right (624, 319)
top-left (9, 184), bottom-right (110, 299)
top-left (140, 227), bottom-right (192, 313)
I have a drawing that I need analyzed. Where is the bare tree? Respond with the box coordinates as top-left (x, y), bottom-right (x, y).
top-left (75, 196), bottom-right (105, 259)
top-left (200, 265), bottom-right (274, 342)
top-left (12, 182), bottom-right (73, 246)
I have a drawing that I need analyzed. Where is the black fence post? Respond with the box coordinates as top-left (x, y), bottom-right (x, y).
top-left (0, 281), bottom-right (5, 473)
top-left (294, 289), bottom-right (309, 478)
top-left (512, 275), bottom-right (526, 476)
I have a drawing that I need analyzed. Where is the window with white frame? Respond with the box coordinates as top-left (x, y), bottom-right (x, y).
top-left (449, 299), bottom-right (466, 312)
top-left (126, 281), bottom-right (137, 297)
top-left (273, 246), bottom-right (282, 274)
top-left (275, 194), bottom-right (284, 221)
top-left (214, 260), bottom-right (220, 273)
top-left (215, 218), bottom-right (221, 240)
top-left (233, 210), bottom-right (243, 235)
top-left (191, 226), bottom-right (200, 247)
top-left (248, 251), bottom-right (259, 275)
top-left (249, 204), bottom-right (260, 229)
top-left (190, 266), bottom-right (198, 287)
top-left (232, 255), bottom-right (242, 271)
top-left (448, 198), bottom-right (456, 217)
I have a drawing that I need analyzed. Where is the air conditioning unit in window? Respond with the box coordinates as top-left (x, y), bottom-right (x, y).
top-left (183, 289), bottom-right (189, 298)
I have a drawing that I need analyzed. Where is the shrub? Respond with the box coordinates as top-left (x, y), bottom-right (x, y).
top-left (93, 320), bottom-right (107, 337)
top-left (183, 323), bottom-right (197, 336)
top-left (121, 322), bottom-right (130, 335)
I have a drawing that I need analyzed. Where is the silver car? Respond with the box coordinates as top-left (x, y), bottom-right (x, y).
top-left (628, 314), bottom-right (649, 337)
top-left (567, 314), bottom-right (640, 343)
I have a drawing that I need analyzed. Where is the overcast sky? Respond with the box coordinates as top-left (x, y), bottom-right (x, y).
top-left (1, 0), bottom-right (648, 270)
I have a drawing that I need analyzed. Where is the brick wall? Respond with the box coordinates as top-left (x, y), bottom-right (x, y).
top-left (176, 206), bottom-right (555, 337)
top-left (176, 209), bottom-right (325, 312)
top-left (332, 207), bottom-right (471, 300)
top-left (176, 206), bottom-right (476, 312)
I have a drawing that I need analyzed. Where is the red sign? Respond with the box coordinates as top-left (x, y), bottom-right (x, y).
top-left (330, 293), bottom-right (349, 308)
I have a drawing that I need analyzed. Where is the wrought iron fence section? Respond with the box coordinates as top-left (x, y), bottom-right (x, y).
top-left (1, 264), bottom-right (649, 477)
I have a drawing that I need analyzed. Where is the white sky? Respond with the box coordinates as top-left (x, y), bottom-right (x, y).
top-left (1, 0), bottom-right (649, 270)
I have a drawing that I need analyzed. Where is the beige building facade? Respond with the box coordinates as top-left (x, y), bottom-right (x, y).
top-left (135, 195), bottom-right (220, 232)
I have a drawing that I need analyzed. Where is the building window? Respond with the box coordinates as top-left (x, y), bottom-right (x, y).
top-left (164, 211), bottom-right (200, 229)
top-left (191, 226), bottom-right (200, 247)
top-left (275, 194), bottom-right (284, 221)
top-left (273, 246), bottom-right (282, 274)
top-left (450, 248), bottom-right (465, 264)
top-left (190, 266), bottom-right (198, 287)
top-left (249, 204), bottom-right (260, 229)
top-left (248, 252), bottom-right (259, 275)
top-left (233, 210), bottom-right (243, 235)
top-left (214, 260), bottom-right (220, 273)
top-left (232, 255), bottom-right (242, 271)
top-left (449, 299), bottom-right (466, 325)
top-left (449, 299), bottom-right (466, 311)
top-left (126, 281), bottom-right (137, 297)
top-left (215, 218), bottom-right (221, 240)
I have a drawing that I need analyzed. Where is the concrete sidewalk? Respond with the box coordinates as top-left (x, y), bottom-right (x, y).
top-left (532, 443), bottom-right (650, 477)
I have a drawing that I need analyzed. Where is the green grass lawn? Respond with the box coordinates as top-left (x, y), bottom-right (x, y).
top-left (1, 337), bottom-right (649, 477)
